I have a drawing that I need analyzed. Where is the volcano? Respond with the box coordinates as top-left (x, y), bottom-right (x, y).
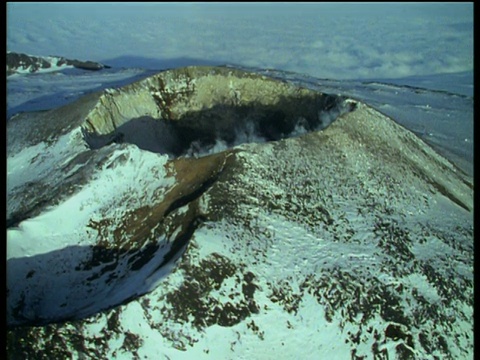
top-left (7, 66), bottom-right (473, 359)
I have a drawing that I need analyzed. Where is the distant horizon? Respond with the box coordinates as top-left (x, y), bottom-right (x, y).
top-left (6, 49), bottom-right (474, 84)
top-left (7, 2), bottom-right (473, 80)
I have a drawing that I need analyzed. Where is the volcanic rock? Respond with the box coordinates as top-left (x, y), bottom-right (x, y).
top-left (6, 51), bottom-right (110, 76)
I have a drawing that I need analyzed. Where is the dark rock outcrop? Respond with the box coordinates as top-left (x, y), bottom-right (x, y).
top-left (6, 51), bottom-right (110, 75)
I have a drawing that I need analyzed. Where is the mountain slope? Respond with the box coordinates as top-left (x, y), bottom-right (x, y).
top-left (7, 66), bottom-right (473, 359)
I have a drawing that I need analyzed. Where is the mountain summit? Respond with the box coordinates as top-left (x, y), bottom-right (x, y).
top-left (7, 66), bottom-right (473, 359)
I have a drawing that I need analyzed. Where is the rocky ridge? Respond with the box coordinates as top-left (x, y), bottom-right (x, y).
top-left (6, 51), bottom-right (110, 76)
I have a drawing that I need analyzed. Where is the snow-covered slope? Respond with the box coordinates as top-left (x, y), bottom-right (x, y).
top-left (7, 66), bottom-right (473, 359)
top-left (245, 66), bottom-right (474, 178)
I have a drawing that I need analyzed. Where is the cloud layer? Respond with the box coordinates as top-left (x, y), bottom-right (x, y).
top-left (7, 3), bottom-right (473, 80)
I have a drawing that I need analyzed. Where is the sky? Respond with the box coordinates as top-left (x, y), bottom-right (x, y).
top-left (6, 2), bottom-right (473, 80)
